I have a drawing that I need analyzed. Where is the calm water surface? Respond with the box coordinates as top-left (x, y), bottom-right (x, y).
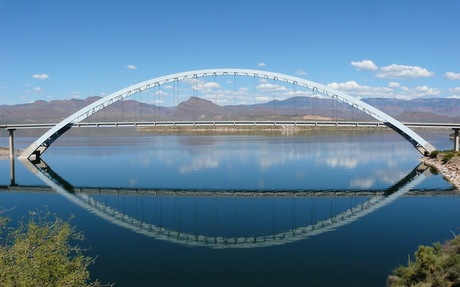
top-left (0, 128), bottom-right (458, 287)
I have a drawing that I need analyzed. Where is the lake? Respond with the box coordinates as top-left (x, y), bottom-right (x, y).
top-left (0, 128), bottom-right (458, 286)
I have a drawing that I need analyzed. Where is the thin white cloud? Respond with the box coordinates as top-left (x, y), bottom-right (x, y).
top-left (351, 60), bottom-right (378, 71)
top-left (410, 85), bottom-right (441, 97)
top-left (376, 64), bottom-right (434, 79)
top-left (388, 82), bottom-right (400, 88)
top-left (445, 72), bottom-right (460, 80)
top-left (32, 73), bottom-right (49, 80)
top-left (68, 91), bottom-right (81, 99)
top-left (33, 87), bottom-right (43, 93)
top-left (26, 87), bottom-right (43, 94)
top-left (285, 90), bottom-right (313, 97)
top-left (191, 80), bottom-right (221, 92)
top-left (296, 69), bottom-right (307, 76)
top-left (328, 81), bottom-right (393, 98)
top-left (448, 87), bottom-right (460, 98)
top-left (153, 90), bottom-right (168, 97)
top-left (202, 82), bottom-right (220, 89)
top-left (254, 96), bottom-right (271, 102)
top-left (328, 81), bottom-right (361, 90)
top-left (127, 64), bottom-right (137, 70)
top-left (258, 62), bottom-right (266, 67)
top-left (257, 83), bottom-right (288, 92)
top-left (327, 80), bottom-right (440, 99)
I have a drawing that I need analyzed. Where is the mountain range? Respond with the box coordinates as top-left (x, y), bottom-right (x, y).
top-left (1, 96), bottom-right (459, 124)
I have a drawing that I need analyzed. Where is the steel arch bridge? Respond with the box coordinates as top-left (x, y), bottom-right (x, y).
top-left (19, 68), bottom-right (436, 160)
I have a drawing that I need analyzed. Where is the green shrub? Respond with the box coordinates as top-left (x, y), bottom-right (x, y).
top-left (0, 211), bottom-right (107, 287)
top-left (442, 152), bottom-right (456, 163)
top-left (429, 150), bottom-right (440, 159)
top-left (388, 236), bottom-right (460, 286)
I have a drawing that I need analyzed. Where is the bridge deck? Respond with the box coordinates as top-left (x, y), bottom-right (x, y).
top-left (2, 120), bottom-right (460, 130)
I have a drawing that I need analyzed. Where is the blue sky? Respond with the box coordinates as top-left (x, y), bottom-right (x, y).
top-left (1, 0), bottom-right (459, 106)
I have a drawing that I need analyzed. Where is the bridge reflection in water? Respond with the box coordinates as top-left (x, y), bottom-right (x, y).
top-left (18, 158), bottom-right (434, 249)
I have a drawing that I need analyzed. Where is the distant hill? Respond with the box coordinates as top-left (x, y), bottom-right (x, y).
top-left (0, 96), bottom-right (459, 124)
top-left (363, 98), bottom-right (460, 122)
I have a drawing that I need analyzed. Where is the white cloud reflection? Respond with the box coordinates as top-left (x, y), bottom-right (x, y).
top-left (131, 131), bottom-right (420, 191)
top-left (179, 157), bottom-right (219, 173)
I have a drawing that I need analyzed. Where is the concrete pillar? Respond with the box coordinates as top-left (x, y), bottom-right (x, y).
top-left (8, 128), bottom-right (16, 158)
top-left (7, 128), bottom-right (16, 186)
top-left (453, 128), bottom-right (460, 152)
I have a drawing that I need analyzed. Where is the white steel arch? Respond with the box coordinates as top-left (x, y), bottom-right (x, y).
top-left (19, 68), bottom-right (436, 160)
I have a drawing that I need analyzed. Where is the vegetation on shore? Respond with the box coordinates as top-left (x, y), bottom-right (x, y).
top-left (387, 151), bottom-right (460, 286)
top-left (422, 150), bottom-right (460, 190)
top-left (0, 210), bottom-right (109, 286)
top-left (428, 150), bottom-right (460, 164)
top-left (387, 235), bottom-right (460, 286)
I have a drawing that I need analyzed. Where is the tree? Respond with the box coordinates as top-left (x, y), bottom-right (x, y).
top-left (387, 236), bottom-right (460, 286)
top-left (0, 211), bottom-right (107, 287)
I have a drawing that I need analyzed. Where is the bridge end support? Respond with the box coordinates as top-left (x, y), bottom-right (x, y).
top-left (7, 128), bottom-right (16, 186)
top-left (453, 128), bottom-right (459, 152)
top-left (18, 143), bottom-right (44, 161)
top-left (418, 142), bottom-right (436, 156)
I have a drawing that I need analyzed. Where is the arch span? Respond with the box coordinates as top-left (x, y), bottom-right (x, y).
top-left (19, 68), bottom-right (436, 160)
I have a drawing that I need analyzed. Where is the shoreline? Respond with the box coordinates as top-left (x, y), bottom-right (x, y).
top-left (0, 147), bottom-right (22, 159)
top-left (0, 147), bottom-right (10, 158)
top-left (421, 155), bottom-right (460, 190)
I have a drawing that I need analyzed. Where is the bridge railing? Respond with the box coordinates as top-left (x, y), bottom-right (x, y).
top-left (3, 121), bottom-right (460, 130)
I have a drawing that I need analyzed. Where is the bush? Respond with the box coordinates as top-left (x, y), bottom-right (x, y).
top-left (442, 152), bottom-right (456, 164)
top-left (427, 150), bottom-right (460, 163)
top-left (429, 150), bottom-right (440, 159)
top-left (387, 236), bottom-right (460, 286)
top-left (0, 211), bottom-right (107, 287)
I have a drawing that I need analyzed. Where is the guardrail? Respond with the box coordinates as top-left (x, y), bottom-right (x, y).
top-left (2, 120), bottom-right (460, 130)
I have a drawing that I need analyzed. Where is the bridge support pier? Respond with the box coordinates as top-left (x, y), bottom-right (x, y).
top-left (8, 128), bottom-right (16, 159)
top-left (453, 128), bottom-right (460, 152)
top-left (7, 128), bottom-right (16, 185)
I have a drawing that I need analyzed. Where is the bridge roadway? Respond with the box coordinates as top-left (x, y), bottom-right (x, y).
top-left (2, 120), bottom-right (460, 130)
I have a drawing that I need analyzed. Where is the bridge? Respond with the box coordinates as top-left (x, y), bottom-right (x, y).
top-left (14, 158), bottom-right (435, 248)
top-left (3, 120), bottom-right (460, 130)
top-left (12, 68), bottom-right (440, 161)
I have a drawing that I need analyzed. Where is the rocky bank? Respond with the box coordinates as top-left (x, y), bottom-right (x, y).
top-left (421, 154), bottom-right (460, 190)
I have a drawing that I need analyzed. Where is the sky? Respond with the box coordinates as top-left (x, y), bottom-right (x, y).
top-left (1, 0), bottom-right (460, 106)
